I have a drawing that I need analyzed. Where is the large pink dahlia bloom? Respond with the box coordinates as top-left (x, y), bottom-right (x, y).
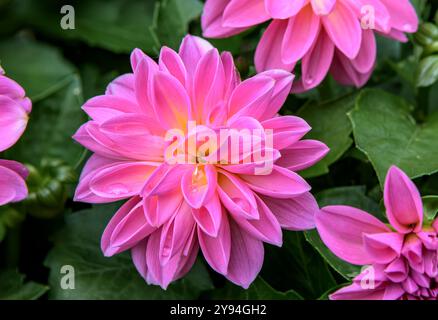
top-left (202, 0), bottom-right (418, 92)
top-left (73, 36), bottom-right (329, 289)
top-left (0, 68), bottom-right (31, 205)
top-left (316, 166), bottom-right (438, 300)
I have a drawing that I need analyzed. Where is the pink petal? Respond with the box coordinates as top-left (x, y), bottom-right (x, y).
top-left (131, 239), bottom-right (148, 280)
top-left (330, 51), bottom-right (373, 87)
top-left (82, 95), bottom-right (140, 124)
top-left (322, 1), bottom-right (362, 59)
top-left (384, 166), bottom-right (423, 234)
top-left (179, 35), bottom-right (214, 78)
top-left (276, 140), bottom-right (329, 171)
top-left (217, 170), bottom-right (259, 220)
top-left (0, 165), bottom-right (28, 205)
top-left (281, 5), bottom-right (320, 64)
top-left (240, 165), bottom-right (310, 198)
top-left (105, 74), bottom-right (136, 102)
top-left (363, 232), bottom-right (405, 264)
top-left (151, 71), bottom-right (191, 130)
top-left (315, 205), bottom-right (390, 265)
top-left (380, 0), bottom-right (418, 33)
top-left (261, 192), bottom-right (318, 231)
top-left (0, 75), bottom-right (31, 113)
top-left (198, 210), bottom-right (231, 274)
top-left (192, 194), bottom-right (223, 237)
top-left (0, 96), bottom-right (28, 152)
top-left (143, 164), bottom-right (189, 197)
top-left (401, 234), bottom-right (424, 273)
top-left (351, 29), bottom-right (376, 74)
top-left (255, 20), bottom-right (295, 72)
top-left (90, 162), bottom-right (157, 199)
top-left (225, 221), bottom-right (264, 289)
top-left (222, 0), bottom-right (270, 28)
top-left (133, 55), bottom-right (158, 115)
top-left (265, 0), bottom-right (306, 19)
top-left (311, 0), bottom-right (336, 15)
top-left (159, 47), bottom-right (187, 87)
top-left (0, 160), bottom-right (28, 180)
top-left (101, 197), bottom-right (154, 256)
top-left (384, 258), bottom-right (408, 283)
top-left (292, 29), bottom-right (334, 92)
top-left (202, 0), bottom-right (248, 38)
top-left (181, 165), bottom-right (217, 209)
top-left (159, 202), bottom-right (195, 266)
top-left (221, 51), bottom-right (240, 101)
top-left (230, 194), bottom-right (282, 246)
top-left (144, 191), bottom-right (184, 227)
top-left (348, 0), bottom-right (391, 33)
top-left (262, 116), bottom-right (311, 150)
top-left (330, 282), bottom-right (387, 300)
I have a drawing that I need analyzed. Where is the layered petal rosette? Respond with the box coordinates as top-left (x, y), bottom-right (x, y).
top-left (316, 166), bottom-right (438, 300)
top-left (0, 68), bottom-right (31, 205)
top-left (73, 36), bottom-right (329, 289)
top-left (202, 0), bottom-right (418, 92)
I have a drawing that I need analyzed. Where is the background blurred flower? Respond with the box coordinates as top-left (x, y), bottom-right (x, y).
top-left (316, 166), bottom-right (438, 300)
top-left (0, 70), bottom-right (31, 205)
top-left (73, 35), bottom-right (329, 289)
top-left (202, 0), bottom-right (418, 92)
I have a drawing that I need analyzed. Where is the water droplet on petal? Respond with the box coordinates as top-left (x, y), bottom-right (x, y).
top-left (107, 183), bottom-right (130, 195)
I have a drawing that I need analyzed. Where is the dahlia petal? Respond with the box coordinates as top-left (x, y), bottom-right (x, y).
top-left (380, 0), bottom-right (418, 33)
top-left (194, 48), bottom-right (226, 122)
top-left (105, 73), bottom-right (136, 102)
top-left (144, 191), bottom-right (184, 227)
top-left (143, 164), bottom-right (190, 197)
top-left (322, 1), bottom-right (362, 59)
top-left (0, 160), bottom-right (29, 180)
top-left (192, 194), bottom-right (223, 237)
top-left (131, 239), bottom-right (148, 280)
top-left (330, 282), bottom-right (386, 300)
top-left (240, 165), bottom-right (310, 198)
top-left (401, 234), bottom-right (424, 272)
top-left (222, 0), bottom-right (270, 28)
top-left (348, 0), bottom-right (391, 33)
top-left (130, 48), bottom-right (149, 71)
top-left (221, 51), bottom-right (240, 101)
top-left (260, 192), bottom-right (317, 231)
top-left (202, 0), bottom-right (248, 38)
top-left (265, 0), bottom-right (306, 19)
top-left (0, 96), bottom-right (28, 152)
top-left (90, 162), bottom-right (157, 199)
top-left (230, 195), bottom-right (282, 246)
top-left (255, 20), bottom-right (295, 72)
top-left (198, 210), bottom-right (231, 274)
top-left (384, 166), bottom-right (423, 233)
top-left (330, 51), bottom-right (373, 87)
top-left (179, 35), bottom-right (214, 78)
top-left (310, 0), bottom-right (336, 15)
top-left (159, 202), bottom-right (195, 266)
top-left (182, 165), bottom-right (217, 209)
top-left (315, 205), bottom-right (390, 265)
top-left (152, 71), bottom-right (191, 129)
top-left (281, 5), bottom-right (320, 64)
top-left (217, 170), bottom-right (259, 220)
top-left (276, 140), bottom-right (329, 171)
top-left (351, 29), bottom-right (376, 74)
top-left (226, 221), bottom-right (264, 289)
top-left (101, 197), bottom-right (154, 256)
top-left (385, 258), bottom-right (408, 283)
top-left (0, 165), bottom-right (28, 205)
top-left (262, 116), bottom-right (311, 150)
top-left (159, 47), bottom-right (187, 87)
top-left (363, 232), bottom-right (405, 264)
top-left (82, 95), bottom-right (140, 124)
top-left (133, 55), bottom-right (158, 115)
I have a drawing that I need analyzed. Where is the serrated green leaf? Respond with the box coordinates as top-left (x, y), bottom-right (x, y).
top-left (349, 89), bottom-right (438, 185)
top-left (211, 277), bottom-right (303, 300)
top-left (297, 94), bottom-right (356, 178)
top-left (0, 269), bottom-right (48, 300)
top-left (44, 204), bottom-right (213, 300)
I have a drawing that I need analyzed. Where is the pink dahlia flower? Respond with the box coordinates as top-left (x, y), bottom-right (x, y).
top-left (202, 0), bottom-right (418, 92)
top-left (316, 166), bottom-right (438, 300)
top-left (0, 68), bottom-right (31, 205)
top-left (73, 35), bottom-right (329, 289)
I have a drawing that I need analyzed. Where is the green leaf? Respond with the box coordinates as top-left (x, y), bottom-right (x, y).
top-left (0, 207), bottom-right (25, 242)
top-left (0, 269), bottom-right (48, 300)
top-left (423, 195), bottom-right (438, 223)
top-left (44, 204), bottom-right (213, 299)
top-left (211, 277), bottom-right (303, 300)
top-left (0, 37), bottom-right (76, 102)
top-left (349, 89), bottom-right (438, 185)
top-left (7, 75), bottom-right (86, 167)
top-left (297, 94), bottom-right (356, 178)
top-left (417, 55), bottom-right (438, 87)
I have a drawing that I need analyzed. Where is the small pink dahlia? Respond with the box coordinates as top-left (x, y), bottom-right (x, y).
top-left (316, 166), bottom-right (438, 300)
top-left (202, 0), bottom-right (418, 92)
top-left (0, 68), bottom-right (31, 205)
top-left (73, 36), bottom-right (329, 289)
